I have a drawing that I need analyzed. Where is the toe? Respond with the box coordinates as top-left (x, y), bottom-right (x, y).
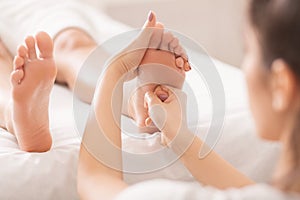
top-left (10, 69), bottom-right (24, 86)
top-left (184, 61), bottom-right (191, 71)
top-left (175, 57), bottom-right (184, 69)
top-left (25, 36), bottom-right (37, 60)
top-left (17, 45), bottom-right (28, 59)
top-left (36, 31), bottom-right (53, 59)
top-left (13, 56), bottom-right (24, 70)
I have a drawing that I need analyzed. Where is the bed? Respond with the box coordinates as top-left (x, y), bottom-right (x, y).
top-left (0, 55), bottom-right (280, 199)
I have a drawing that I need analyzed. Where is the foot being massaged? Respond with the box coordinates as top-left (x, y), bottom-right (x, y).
top-left (0, 0), bottom-right (299, 199)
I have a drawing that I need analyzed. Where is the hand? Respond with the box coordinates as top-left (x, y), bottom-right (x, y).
top-left (107, 11), bottom-right (190, 79)
top-left (144, 85), bottom-right (189, 146)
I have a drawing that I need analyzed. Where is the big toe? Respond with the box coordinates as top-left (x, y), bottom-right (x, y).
top-left (35, 32), bottom-right (53, 59)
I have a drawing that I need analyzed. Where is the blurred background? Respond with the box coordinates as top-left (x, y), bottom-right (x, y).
top-left (86, 0), bottom-right (247, 67)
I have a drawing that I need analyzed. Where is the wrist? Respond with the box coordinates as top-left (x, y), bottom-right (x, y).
top-left (167, 129), bottom-right (196, 156)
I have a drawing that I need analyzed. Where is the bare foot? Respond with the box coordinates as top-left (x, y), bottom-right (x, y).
top-left (128, 49), bottom-right (188, 129)
top-left (6, 32), bottom-right (57, 152)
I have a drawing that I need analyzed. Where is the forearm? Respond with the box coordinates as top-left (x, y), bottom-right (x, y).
top-left (78, 145), bottom-right (127, 200)
top-left (78, 65), bottom-right (127, 200)
top-left (176, 130), bottom-right (255, 189)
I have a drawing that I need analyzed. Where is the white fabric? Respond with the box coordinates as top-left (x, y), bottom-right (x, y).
top-left (0, 60), bottom-right (281, 199)
top-left (0, 86), bottom-right (80, 200)
top-left (116, 180), bottom-right (300, 200)
top-left (0, 0), bottom-right (280, 199)
top-left (0, 0), bottom-right (131, 55)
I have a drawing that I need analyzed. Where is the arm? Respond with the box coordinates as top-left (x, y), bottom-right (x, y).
top-left (78, 67), bottom-right (127, 200)
top-left (144, 87), bottom-right (254, 189)
top-left (179, 130), bottom-right (254, 189)
top-left (78, 12), bottom-right (162, 200)
top-left (77, 11), bottom-right (192, 199)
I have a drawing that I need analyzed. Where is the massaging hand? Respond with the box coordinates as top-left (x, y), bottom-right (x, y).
top-left (108, 11), bottom-right (190, 78)
top-left (144, 85), bottom-right (189, 146)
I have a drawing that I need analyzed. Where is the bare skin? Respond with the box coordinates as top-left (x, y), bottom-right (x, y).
top-left (78, 12), bottom-right (256, 200)
top-left (0, 30), bottom-right (89, 152)
top-left (53, 28), bottom-right (189, 130)
top-left (4, 32), bottom-right (56, 152)
top-left (128, 49), bottom-right (187, 129)
top-left (78, 12), bottom-right (186, 199)
top-left (0, 26), bottom-right (189, 152)
top-left (0, 40), bottom-right (13, 130)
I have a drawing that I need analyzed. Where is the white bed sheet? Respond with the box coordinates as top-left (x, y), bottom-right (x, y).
top-left (0, 60), bottom-right (280, 200)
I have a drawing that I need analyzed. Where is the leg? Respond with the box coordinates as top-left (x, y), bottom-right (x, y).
top-left (0, 40), bottom-right (13, 129)
top-left (3, 32), bottom-right (56, 152)
top-left (54, 29), bottom-right (105, 103)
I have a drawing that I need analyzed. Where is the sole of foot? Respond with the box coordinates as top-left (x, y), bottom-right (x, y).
top-left (6, 32), bottom-right (57, 152)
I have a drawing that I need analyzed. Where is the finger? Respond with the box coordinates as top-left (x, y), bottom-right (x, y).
top-left (135, 10), bottom-right (157, 46)
top-left (160, 133), bottom-right (168, 146)
top-left (145, 117), bottom-right (153, 126)
top-left (174, 46), bottom-right (183, 57)
top-left (175, 45), bottom-right (188, 61)
top-left (169, 37), bottom-right (179, 54)
top-left (149, 22), bottom-right (164, 49)
top-left (144, 91), bottom-right (162, 108)
top-left (159, 31), bottom-right (174, 52)
top-left (148, 104), bottom-right (167, 130)
top-left (143, 10), bottom-right (157, 28)
top-left (154, 85), bottom-right (169, 102)
top-left (120, 11), bottom-right (157, 68)
top-left (123, 10), bottom-right (157, 52)
top-left (162, 86), bottom-right (187, 104)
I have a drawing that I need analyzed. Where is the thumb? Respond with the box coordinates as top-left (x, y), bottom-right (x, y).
top-left (143, 10), bottom-right (157, 28)
top-left (120, 11), bottom-right (158, 69)
top-left (124, 11), bottom-right (157, 53)
top-left (144, 91), bottom-right (167, 130)
top-left (144, 91), bottom-right (162, 109)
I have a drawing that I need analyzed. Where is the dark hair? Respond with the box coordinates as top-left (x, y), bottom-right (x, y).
top-left (249, 0), bottom-right (300, 192)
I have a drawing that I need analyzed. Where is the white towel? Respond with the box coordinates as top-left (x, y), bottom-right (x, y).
top-left (0, 0), bottom-right (131, 55)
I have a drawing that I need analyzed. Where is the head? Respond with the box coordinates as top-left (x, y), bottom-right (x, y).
top-left (128, 49), bottom-right (185, 130)
top-left (242, 0), bottom-right (300, 191)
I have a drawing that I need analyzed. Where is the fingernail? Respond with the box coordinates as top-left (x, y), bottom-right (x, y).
top-left (148, 11), bottom-right (153, 22)
top-left (145, 117), bottom-right (152, 126)
top-left (158, 94), bottom-right (168, 102)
